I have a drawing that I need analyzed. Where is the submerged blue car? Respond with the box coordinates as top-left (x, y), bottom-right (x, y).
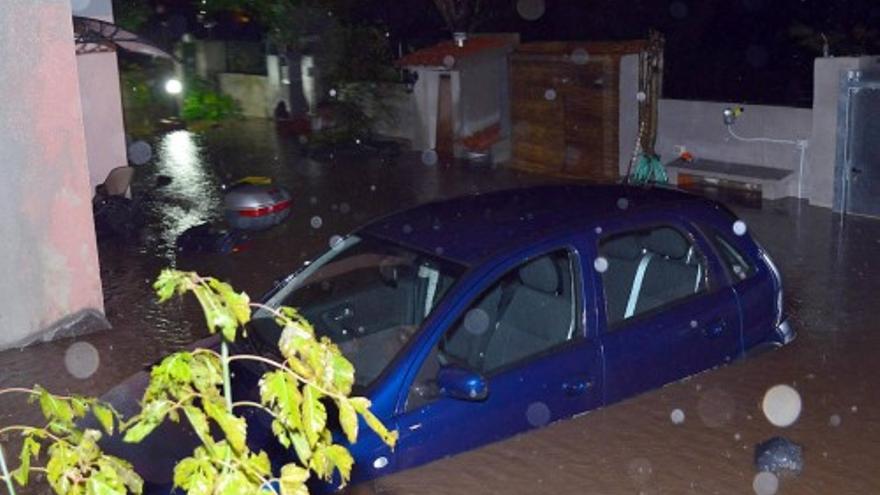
top-left (103, 184), bottom-right (794, 491)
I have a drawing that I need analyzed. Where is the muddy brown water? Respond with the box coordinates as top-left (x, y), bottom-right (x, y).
top-left (1, 121), bottom-right (878, 494)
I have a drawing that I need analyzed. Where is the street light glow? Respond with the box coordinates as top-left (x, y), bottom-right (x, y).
top-left (164, 78), bottom-right (183, 95)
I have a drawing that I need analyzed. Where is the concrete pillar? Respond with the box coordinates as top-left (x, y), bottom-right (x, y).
top-left (72, 0), bottom-right (128, 190)
top-left (0, 0), bottom-right (105, 350)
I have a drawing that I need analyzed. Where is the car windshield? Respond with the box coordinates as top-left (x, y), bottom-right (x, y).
top-left (250, 235), bottom-right (465, 391)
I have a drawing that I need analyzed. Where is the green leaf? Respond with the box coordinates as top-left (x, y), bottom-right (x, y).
top-left (183, 405), bottom-right (213, 448)
top-left (329, 353), bottom-right (355, 395)
top-left (11, 435), bottom-right (40, 486)
top-left (321, 444), bottom-right (354, 485)
top-left (215, 471), bottom-right (252, 495)
top-left (289, 433), bottom-right (312, 465)
top-left (208, 279), bottom-right (251, 326)
top-left (337, 398), bottom-right (358, 444)
top-left (92, 402), bottom-right (115, 435)
top-left (351, 397), bottom-right (397, 449)
top-left (260, 371), bottom-right (302, 432)
top-left (278, 464), bottom-right (309, 495)
top-left (154, 269), bottom-right (189, 302)
top-left (100, 455), bottom-right (143, 494)
top-left (300, 385), bottom-right (326, 447)
top-left (123, 399), bottom-right (172, 443)
top-left (204, 400), bottom-right (247, 454)
top-left (37, 387), bottom-right (73, 425)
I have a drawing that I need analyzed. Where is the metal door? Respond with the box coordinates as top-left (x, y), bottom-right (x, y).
top-left (839, 71), bottom-right (880, 218)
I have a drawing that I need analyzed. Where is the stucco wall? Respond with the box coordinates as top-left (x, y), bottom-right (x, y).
top-left (0, 0), bottom-right (105, 349)
top-left (654, 99), bottom-right (812, 198)
top-left (73, 0), bottom-right (128, 190)
top-left (219, 73), bottom-right (270, 118)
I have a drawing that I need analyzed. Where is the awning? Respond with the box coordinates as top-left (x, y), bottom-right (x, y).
top-left (73, 16), bottom-right (175, 60)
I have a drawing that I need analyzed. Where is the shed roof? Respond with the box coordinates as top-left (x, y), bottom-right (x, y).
top-left (397, 34), bottom-right (518, 68)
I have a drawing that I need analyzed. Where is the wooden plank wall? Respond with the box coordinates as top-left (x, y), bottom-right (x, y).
top-left (510, 41), bottom-right (646, 181)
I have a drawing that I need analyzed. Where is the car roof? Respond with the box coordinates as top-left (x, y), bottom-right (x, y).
top-left (361, 184), bottom-right (708, 266)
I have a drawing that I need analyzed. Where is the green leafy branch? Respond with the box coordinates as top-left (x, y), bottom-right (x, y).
top-left (0, 387), bottom-right (142, 495)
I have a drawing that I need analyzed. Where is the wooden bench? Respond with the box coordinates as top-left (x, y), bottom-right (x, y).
top-left (665, 157), bottom-right (795, 201)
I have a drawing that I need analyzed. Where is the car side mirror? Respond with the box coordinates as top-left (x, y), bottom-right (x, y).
top-left (437, 366), bottom-right (488, 401)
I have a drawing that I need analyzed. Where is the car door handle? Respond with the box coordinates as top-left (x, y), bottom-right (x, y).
top-left (702, 320), bottom-right (726, 339)
top-left (562, 379), bottom-right (593, 396)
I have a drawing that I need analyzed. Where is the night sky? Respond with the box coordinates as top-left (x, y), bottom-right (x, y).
top-left (150, 0), bottom-right (880, 107)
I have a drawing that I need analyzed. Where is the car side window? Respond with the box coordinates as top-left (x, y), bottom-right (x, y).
top-left (710, 231), bottom-right (757, 282)
top-left (405, 250), bottom-right (579, 411)
top-left (598, 225), bottom-right (708, 327)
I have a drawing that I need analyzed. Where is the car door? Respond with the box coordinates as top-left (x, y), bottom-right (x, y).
top-left (393, 247), bottom-right (603, 471)
top-left (595, 218), bottom-right (743, 404)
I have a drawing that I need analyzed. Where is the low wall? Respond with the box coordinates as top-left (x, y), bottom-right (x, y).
top-left (653, 99), bottom-right (812, 198)
top-left (219, 73), bottom-right (270, 118)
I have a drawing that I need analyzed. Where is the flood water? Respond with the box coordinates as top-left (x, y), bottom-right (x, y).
top-left (1, 120), bottom-right (878, 494)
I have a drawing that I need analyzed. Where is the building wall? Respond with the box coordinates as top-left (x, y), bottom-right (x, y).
top-left (73, 0), bottom-right (128, 190)
top-left (218, 73), bottom-right (270, 118)
top-left (0, 0), bottom-right (104, 349)
top-left (812, 56), bottom-right (880, 209)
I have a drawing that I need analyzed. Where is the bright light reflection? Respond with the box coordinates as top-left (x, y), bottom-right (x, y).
top-left (165, 78), bottom-right (183, 95)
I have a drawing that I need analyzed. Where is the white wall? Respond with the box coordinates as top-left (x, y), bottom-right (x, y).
top-left (218, 73), bottom-right (270, 118)
top-left (73, 0), bottom-right (128, 190)
top-left (0, 0), bottom-right (105, 349)
top-left (655, 99), bottom-right (812, 198)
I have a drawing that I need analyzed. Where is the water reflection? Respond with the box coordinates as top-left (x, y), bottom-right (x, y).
top-left (152, 130), bottom-right (223, 257)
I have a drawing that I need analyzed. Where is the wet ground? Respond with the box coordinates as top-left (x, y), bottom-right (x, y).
top-left (2, 120), bottom-right (879, 494)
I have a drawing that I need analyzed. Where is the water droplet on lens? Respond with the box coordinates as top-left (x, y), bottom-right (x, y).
top-left (464, 308), bottom-right (490, 335)
top-left (593, 257), bottom-right (609, 273)
top-left (829, 414), bottom-right (841, 427)
top-left (670, 408), bottom-right (686, 424)
top-left (636, 91), bottom-right (647, 102)
top-left (526, 401), bottom-right (551, 427)
top-left (329, 88), bottom-right (337, 97)
top-left (309, 196), bottom-right (318, 205)
top-left (761, 384), bottom-right (802, 427)
top-left (570, 48), bottom-right (590, 65)
top-left (544, 88), bottom-right (557, 101)
top-left (617, 197), bottom-right (629, 210)
top-left (329, 235), bottom-right (344, 249)
top-left (669, 1), bottom-right (689, 19)
top-left (516, 0), bottom-right (546, 20)
top-left (339, 202), bottom-right (351, 214)
top-left (733, 220), bottom-right (748, 236)
top-left (752, 471), bottom-right (779, 495)
top-left (64, 342), bottom-right (100, 379)
top-left (443, 55), bottom-right (456, 68)
top-left (421, 149), bottom-right (438, 166)
top-left (310, 216), bottom-right (323, 229)
top-left (402, 224), bottom-right (413, 234)
top-left (594, 226), bottom-right (603, 234)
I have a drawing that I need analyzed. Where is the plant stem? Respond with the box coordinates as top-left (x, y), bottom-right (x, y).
top-left (220, 341), bottom-right (233, 413)
top-left (0, 444), bottom-right (16, 495)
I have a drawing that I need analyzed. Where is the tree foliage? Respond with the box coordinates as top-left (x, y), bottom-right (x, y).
top-left (1, 270), bottom-right (397, 495)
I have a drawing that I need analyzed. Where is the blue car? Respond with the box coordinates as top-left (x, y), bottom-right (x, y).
top-left (103, 184), bottom-right (794, 491)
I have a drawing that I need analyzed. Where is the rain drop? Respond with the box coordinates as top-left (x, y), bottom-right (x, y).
top-left (464, 308), bottom-right (491, 335)
top-left (435, 246), bottom-right (445, 255)
top-left (570, 48), bottom-right (590, 65)
top-left (298, 135), bottom-right (309, 144)
top-left (339, 202), bottom-right (351, 214)
top-left (617, 197), bottom-right (630, 210)
top-left (670, 408), bottom-right (686, 424)
top-left (593, 257), bottom-right (609, 273)
top-left (64, 342), bottom-right (100, 379)
top-left (310, 216), bottom-right (323, 229)
top-left (516, 0), bottom-right (546, 21)
top-left (370, 185), bottom-right (377, 192)
top-left (669, 1), bottom-right (689, 19)
top-left (733, 220), bottom-right (748, 236)
top-left (829, 414), bottom-right (841, 427)
top-left (761, 384), bottom-right (802, 427)
top-left (526, 401), bottom-right (551, 427)
top-left (594, 226), bottom-right (603, 234)
top-left (443, 55), bottom-right (456, 68)
top-left (544, 88), bottom-right (557, 101)
top-left (329, 235), bottom-right (344, 249)
top-left (690, 319), bottom-right (698, 328)
top-left (309, 196), bottom-right (318, 205)
top-left (421, 149), bottom-right (439, 166)
top-left (127, 140), bottom-right (153, 165)
top-left (329, 88), bottom-right (337, 97)
top-left (402, 224), bottom-right (413, 234)
top-left (636, 91), bottom-right (647, 102)
top-left (697, 388), bottom-right (736, 428)
top-left (752, 471), bottom-right (779, 495)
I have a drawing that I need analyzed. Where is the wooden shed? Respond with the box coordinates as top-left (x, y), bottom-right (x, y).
top-left (510, 41), bottom-right (646, 181)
